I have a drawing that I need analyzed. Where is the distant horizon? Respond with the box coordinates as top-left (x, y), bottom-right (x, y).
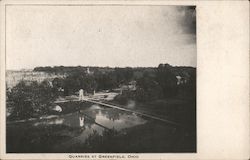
top-left (6, 62), bottom-right (196, 71)
top-left (6, 63), bottom-right (196, 71)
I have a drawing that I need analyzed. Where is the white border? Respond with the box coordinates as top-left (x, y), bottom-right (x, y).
top-left (1, 0), bottom-right (249, 160)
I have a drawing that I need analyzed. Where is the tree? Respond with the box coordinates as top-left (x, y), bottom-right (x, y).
top-left (114, 67), bottom-right (133, 84)
top-left (135, 72), bottom-right (163, 101)
top-left (63, 73), bottom-right (98, 95)
top-left (156, 64), bottom-right (178, 98)
top-left (95, 72), bottom-right (118, 90)
top-left (7, 80), bottom-right (57, 120)
top-left (52, 77), bottom-right (64, 89)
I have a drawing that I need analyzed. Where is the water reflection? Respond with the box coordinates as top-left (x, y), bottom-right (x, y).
top-left (95, 110), bottom-right (146, 131)
top-left (79, 115), bottom-right (84, 127)
top-left (126, 100), bottom-right (136, 109)
top-left (33, 103), bottom-right (147, 147)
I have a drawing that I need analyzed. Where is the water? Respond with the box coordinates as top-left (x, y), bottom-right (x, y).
top-left (7, 101), bottom-right (194, 153)
top-left (32, 103), bottom-right (147, 149)
top-left (34, 104), bottom-right (146, 130)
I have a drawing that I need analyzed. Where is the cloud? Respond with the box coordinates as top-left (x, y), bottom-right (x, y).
top-left (177, 6), bottom-right (196, 34)
top-left (6, 5), bottom-right (196, 69)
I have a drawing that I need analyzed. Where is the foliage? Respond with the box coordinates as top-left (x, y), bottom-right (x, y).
top-left (114, 67), bottom-right (133, 84)
top-left (133, 64), bottom-right (178, 101)
top-left (62, 73), bottom-right (97, 95)
top-left (135, 72), bottom-right (163, 101)
top-left (7, 80), bottom-right (57, 120)
top-left (34, 65), bottom-right (195, 99)
top-left (94, 72), bottom-right (118, 90)
top-left (156, 63), bottom-right (178, 97)
top-left (53, 67), bottom-right (134, 95)
top-left (12, 64), bottom-right (196, 119)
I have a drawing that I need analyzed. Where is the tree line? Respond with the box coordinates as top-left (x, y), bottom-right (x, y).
top-left (7, 64), bottom-right (196, 120)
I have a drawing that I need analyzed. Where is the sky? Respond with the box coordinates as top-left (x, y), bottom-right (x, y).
top-left (6, 5), bottom-right (196, 70)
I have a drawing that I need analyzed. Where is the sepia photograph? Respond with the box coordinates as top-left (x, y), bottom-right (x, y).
top-left (5, 4), bottom-right (197, 153)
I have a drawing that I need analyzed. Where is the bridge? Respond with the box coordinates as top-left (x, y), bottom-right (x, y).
top-left (55, 98), bottom-right (181, 126)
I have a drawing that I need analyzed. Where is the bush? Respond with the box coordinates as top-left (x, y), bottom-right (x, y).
top-left (7, 80), bottom-right (57, 120)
